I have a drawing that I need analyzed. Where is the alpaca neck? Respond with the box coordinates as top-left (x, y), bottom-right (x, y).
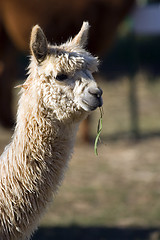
top-left (12, 89), bottom-right (78, 188)
top-left (2, 85), bottom-right (78, 207)
top-left (0, 87), bottom-right (78, 239)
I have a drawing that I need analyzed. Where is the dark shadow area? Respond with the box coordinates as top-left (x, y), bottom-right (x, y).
top-left (32, 226), bottom-right (160, 240)
top-left (100, 34), bottom-right (160, 79)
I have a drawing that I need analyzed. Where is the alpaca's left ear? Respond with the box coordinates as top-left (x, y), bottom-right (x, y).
top-left (71, 21), bottom-right (90, 48)
top-left (30, 25), bottom-right (48, 63)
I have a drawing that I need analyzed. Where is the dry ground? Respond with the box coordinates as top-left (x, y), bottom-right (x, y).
top-left (0, 74), bottom-right (160, 240)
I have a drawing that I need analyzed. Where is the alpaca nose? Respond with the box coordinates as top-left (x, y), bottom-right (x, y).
top-left (82, 86), bottom-right (103, 111)
top-left (88, 87), bottom-right (103, 99)
top-left (87, 86), bottom-right (103, 108)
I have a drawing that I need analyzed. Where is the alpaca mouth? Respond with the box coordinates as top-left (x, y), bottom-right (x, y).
top-left (82, 97), bottom-right (103, 111)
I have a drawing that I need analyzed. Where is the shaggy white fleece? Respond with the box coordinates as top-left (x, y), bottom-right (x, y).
top-left (0, 22), bottom-right (101, 240)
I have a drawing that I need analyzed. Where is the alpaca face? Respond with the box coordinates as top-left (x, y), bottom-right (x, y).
top-left (29, 22), bottom-right (103, 121)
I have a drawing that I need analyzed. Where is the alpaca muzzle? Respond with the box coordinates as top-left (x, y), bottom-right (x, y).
top-left (82, 86), bottom-right (103, 111)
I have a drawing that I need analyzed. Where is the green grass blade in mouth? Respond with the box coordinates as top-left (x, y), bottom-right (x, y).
top-left (94, 107), bottom-right (103, 156)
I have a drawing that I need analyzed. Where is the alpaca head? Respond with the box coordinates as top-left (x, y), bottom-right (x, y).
top-left (29, 22), bottom-right (103, 122)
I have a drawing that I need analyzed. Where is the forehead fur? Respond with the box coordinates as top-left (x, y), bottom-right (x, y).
top-left (53, 43), bottom-right (98, 72)
top-left (30, 44), bottom-right (99, 78)
top-left (29, 22), bottom-right (99, 78)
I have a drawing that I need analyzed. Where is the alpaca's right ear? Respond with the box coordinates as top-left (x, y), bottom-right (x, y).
top-left (71, 22), bottom-right (90, 48)
top-left (30, 25), bottom-right (48, 63)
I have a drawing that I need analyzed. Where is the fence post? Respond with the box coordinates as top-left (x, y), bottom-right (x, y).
top-left (128, 75), bottom-right (140, 139)
top-left (128, 33), bottom-right (140, 139)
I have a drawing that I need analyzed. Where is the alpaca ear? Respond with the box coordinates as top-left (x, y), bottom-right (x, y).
top-left (71, 21), bottom-right (90, 48)
top-left (30, 25), bottom-right (48, 63)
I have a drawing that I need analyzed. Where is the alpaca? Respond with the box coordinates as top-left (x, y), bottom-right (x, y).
top-left (0, 0), bottom-right (134, 138)
top-left (0, 22), bottom-right (103, 240)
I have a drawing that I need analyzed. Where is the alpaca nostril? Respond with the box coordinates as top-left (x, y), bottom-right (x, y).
top-left (88, 87), bottom-right (103, 98)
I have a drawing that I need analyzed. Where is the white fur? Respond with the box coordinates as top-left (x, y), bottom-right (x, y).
top-left (0, 22), bottom-right (100, 240)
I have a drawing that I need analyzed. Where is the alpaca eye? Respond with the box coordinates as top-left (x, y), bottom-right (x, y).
top-left (55, 74), bottom-right (68, 81)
